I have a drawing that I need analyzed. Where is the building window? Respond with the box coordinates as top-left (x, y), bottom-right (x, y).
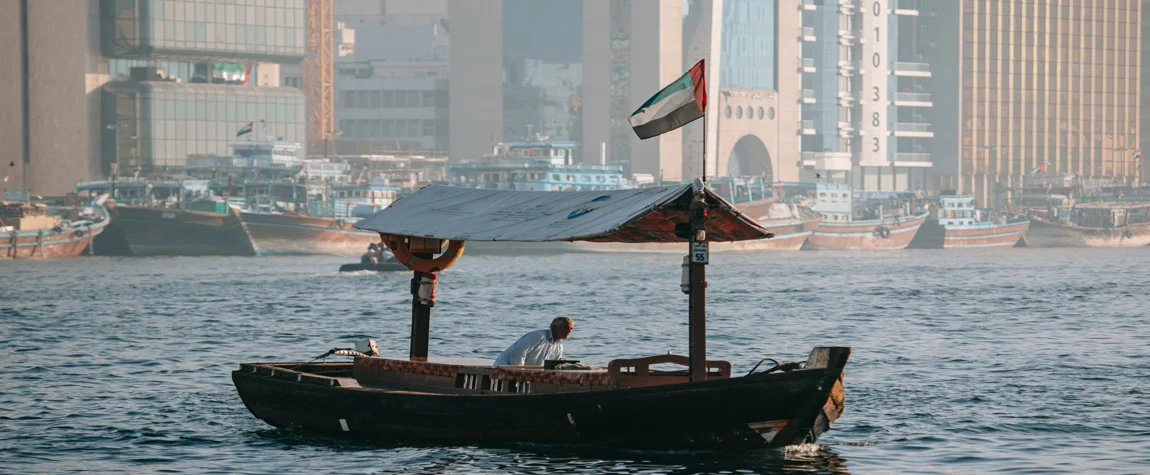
top-left (725, 106), bottom-right (732, 118)
top-left (757, 107), bottom-right (764, 119)
top-left (768, 107), bottom-right (775, 120)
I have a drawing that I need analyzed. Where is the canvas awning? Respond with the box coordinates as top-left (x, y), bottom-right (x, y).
top-left (353, 182), bottom-right (773, 243)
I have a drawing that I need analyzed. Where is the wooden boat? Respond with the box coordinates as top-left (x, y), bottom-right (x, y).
top-left (101, 203), bottom-right (258, 256)
top-left (806, 213), bottom-right (927, 250)
top-left (1, 198), bottom-right (110, 258)
top-left (910, 195), bottom-right (1029, 249)
top-left (232, 182), bottom-right (852, 449)
top-left (1025, 203), bottom-right (1150, 248)
top-left (240, 212), bottom-right (380, 256)
top-left (780, 183), bottom-right (925, 250)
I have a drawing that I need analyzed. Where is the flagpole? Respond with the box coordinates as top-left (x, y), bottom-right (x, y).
top-left (701, 58), bottom-right (708, 185)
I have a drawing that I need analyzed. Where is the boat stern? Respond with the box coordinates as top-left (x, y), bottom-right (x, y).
top-left (747, 346), bottom-right (851, 446)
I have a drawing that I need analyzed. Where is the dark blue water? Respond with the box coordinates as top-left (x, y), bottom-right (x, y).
top-left (3, 249), bottom-right (1149, 474)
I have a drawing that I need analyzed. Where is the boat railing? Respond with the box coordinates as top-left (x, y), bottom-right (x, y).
top-left (450, 161), bottom-right (624, 172)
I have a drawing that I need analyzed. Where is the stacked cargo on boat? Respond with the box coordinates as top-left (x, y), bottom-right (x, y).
top-left (1, 189), bottom-right (109, 258)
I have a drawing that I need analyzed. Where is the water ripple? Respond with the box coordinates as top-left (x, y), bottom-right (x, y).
top-left (2, 249), bottom-right (1149, 473)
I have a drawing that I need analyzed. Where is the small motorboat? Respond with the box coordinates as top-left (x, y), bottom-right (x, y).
top-left (338, 259), bottom-right (408, 272)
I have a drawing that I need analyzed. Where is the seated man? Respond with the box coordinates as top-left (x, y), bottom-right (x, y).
top-left (493, 317), bottom-right (574, 367)
top-left (361, 244), bottom-right (376, 265)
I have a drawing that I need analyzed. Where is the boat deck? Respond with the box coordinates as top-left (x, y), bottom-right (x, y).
top-left (242, 353), bottom-right (734, 396)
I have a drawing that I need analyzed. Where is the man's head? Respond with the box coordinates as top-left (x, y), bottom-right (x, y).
top-left (550, 316), bottom-right (574, 340)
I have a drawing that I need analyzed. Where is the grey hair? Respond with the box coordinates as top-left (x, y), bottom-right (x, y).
top-left (550, 316), bottom-right (573, 329)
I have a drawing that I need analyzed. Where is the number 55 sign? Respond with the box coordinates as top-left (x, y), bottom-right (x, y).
top-left (691, 242), bottom-right (709, 264)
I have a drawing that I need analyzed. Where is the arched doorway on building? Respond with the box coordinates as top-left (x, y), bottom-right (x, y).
top-left (726, 134), bottom-right (773, 181)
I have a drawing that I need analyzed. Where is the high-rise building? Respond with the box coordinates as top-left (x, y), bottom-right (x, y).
top-left (449, 0), bottom-right (675, 177)
top-left (1142, 0), bottom-right (1149, 167)
top-left (1, 1), bottom-right (108, 197)
top-left (796, 0), bottom-right (935, 192)
top-left (0, 0), bottom-right (307, 197)
top-left (448, 0), bottom-right (803, 184)
top-left (928, 0), bottom-right (1142, 206)
top-left (283, 0), bottom-right (450, 155)
top-left (100, 0), bottom-right (308, 174)
top-left (703, 0), bottom-right (802, 184)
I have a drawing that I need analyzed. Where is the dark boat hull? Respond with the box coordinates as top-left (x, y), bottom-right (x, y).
top-left (232, 347), bottom-right (849, 449)
top-left (103, 205), bottom-right (257, 256)
top-left (338, 261), bottom-right (408, 272)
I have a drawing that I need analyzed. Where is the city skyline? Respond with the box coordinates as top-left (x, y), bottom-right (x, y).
top-left (0, 0), bottom-right (1141, 205)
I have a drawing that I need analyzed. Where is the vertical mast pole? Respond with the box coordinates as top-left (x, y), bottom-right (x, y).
top-left (409, 264), bottom-right (431, 360)
top-left (688, 194), bottom-right (709, 383)
top-left (688, 62), bottom-right (710, 382)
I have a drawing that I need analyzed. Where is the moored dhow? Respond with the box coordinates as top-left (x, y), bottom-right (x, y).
top-left (1025, 202), bottom-right (1150, 248)
top-left (1, 189), bottom-right (110, 258)
top-left (104, 202), bottom-right (258, 256)
top-left (232, 182), bottom-right (851, 448)
top-left (786, 184), bottom-right (927, 250)
top-left (911, 195), bottom-right (1029, 249)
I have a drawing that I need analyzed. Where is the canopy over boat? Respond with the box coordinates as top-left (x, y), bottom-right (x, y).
top-left (353, 181), bottom-right (772, 242)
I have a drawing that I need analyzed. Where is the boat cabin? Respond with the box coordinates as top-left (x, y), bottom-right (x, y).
top-left (75, 178), bottom-right (210, 207)
top-left (1071, 202), bottom-right (1150, 229)
top-left (449, 140), bottom-right (628, 192)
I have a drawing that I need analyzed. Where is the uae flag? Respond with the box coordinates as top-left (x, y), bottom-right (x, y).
top-left (628, 60), bottom-right (707, 139)
top-left (236, 122), bottom-right (253, 137)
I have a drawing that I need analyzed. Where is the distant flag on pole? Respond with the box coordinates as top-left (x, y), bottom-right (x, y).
top-left (628, 60), bottom-right (707, 139)
top-left (237, 122), bottom-right (253, 137)
top-left (1029, 161), bottom-right (1048, 176)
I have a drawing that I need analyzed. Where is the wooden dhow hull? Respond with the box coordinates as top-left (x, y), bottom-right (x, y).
top-left (240, 213), bottom-right (379, 255)
top-left (1026, 218), bottom-right (1150, 248)
top-left (939, 221), bottom-right (1030, 249)
top-left (232, 347), bottom-right (850, 449)
top-left (103, 205), bottom-right (257, 256)
top-left (2, 214), bottom-right (109, 259)
top-left (805, 213), bottom-right (927, 250)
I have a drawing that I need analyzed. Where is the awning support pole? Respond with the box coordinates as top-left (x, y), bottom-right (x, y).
top-left (409, 254), bottom-right (432, 361)
top-left (688, 194), bottom-right (709, 383)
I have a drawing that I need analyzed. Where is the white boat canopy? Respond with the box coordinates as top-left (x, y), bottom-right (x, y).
top-left (353, 181), bottom-right (773, 243)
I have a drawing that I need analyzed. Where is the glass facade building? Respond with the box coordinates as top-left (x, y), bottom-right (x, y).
top-left (501, 0), bottom-right (584, 147)
top-left (721, 0), bottom-right (777, 90)
top-left (102, 0), bottom-right (306, 62)
top-left (103, 81), bottom-right (305, 170)
top-left (956, 0), bottom-right (1141, 201)
top-left (800, 4), bottom-right (845, 155)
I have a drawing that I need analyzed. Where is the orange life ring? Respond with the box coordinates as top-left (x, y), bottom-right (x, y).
top-left (379, 234), bottom-right (465, 273)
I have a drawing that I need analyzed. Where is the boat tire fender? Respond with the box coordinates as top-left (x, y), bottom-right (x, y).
top-left (380, 233), bottom-right (465, 273)
top-left (1124, 229), bottom-right (1133, 239)
top-left (875, 226), bottom-right (891, 239)
top-left (1090, 228), bottom-right (1099, 237)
